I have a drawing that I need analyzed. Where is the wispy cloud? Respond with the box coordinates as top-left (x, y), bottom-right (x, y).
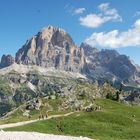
top-left (134, 11), bottom-right (140, 17)
top-left (85, 19), bottom-right (140, 48)
top-left (98, 3), bottom-right (109, 12)
top-left (64, 4), bottom-right (86, 15)
top-left (64, 4), bottom-right (75, 14)
top-left (73, 8), bottom-right (86, 15)
top-left (79, 3), bottom-right (122, 28)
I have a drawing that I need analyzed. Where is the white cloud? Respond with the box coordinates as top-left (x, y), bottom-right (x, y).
top-left (74, 8), bottom-right (86, 15)
top-left (85, 19), bottom-right (140, 48)
top-left (98, 3), bottom-right (109, 11)
top-left (80, 3), bottom-right (122, 28)
top-left (79, 13), bottom-right (104, 28)
top-left (64, 4), bottom-right (86, 15)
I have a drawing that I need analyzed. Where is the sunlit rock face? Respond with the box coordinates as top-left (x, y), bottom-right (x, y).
top-left (81, 43), bottom-right (139, 85)
top-left (15, 26), bottom-right (85, 72)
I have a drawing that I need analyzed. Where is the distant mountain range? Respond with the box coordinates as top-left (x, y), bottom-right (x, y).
top-left (0, 25), bottom-right (140, 117)
top-left (81, 43), bottom-right (140, 88)
top-left (0, 25), bottom-right (140, 88)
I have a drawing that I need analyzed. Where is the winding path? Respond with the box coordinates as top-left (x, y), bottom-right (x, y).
top-left (0, 112), bottom-right (74, 129)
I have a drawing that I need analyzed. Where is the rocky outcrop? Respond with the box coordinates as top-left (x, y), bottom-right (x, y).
top-left (15, 26), bottom-right (85, 72)
top-left (0, 55), bottom-right (15, 68)
top-left (81, 43), bottom-right (140, 85)
top-left (107, 55), bottom-right (136, 79)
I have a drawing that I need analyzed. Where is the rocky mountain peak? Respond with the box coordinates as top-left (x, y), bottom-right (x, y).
top-left (80, 43), bottom-right (99, 56)
top-left (15, 25), bottom-right (85, 72)
top-left (0, 25), bottom-right (139, 87)
top-left (41, 25), bottom-right (66, 34)
top-left (81, 43), bottom-right (140, 85)
top-left (37, 25), bottom-right (67, 42)
top-left (0, 54), bottom-right (15, 68)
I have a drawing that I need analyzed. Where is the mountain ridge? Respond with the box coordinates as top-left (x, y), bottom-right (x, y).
top-left (0, 25), bottom-right (140, 87)
top-left (0, 25), bottom-right (140, 118)
top-left (81, 42), bottom-right (140, 86)
top-left (14, 25), bottom-right (85, 73)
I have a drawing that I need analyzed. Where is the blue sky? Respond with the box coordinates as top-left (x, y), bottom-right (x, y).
top-left (0, 0), bottom-right (140, 65)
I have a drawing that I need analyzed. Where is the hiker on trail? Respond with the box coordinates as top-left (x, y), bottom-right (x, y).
top-left (95, 106), bottom-right (101, 111)
top-left (41, 115), bottom-right (45, 119)
top-left (28, 115), bottom-right (31, 120)
top-left (38, 115), bottom-right (41, 120)
top-left (45, 114), bottom-right (48, 118)
top-left (94, 107), bottom-right (98, 111)
top-left (98, 106), bottom-right (101, 110)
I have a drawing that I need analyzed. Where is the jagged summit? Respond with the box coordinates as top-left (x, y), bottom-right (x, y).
top-left (81, 43), bottom-right (140, 85)
top-left (0, 25), bottom-right (140, 87)
top-left (35, 25), bottom-right (73, 44)
top-left (15, 25), bottom-right (85, 72)
top-left (0, 54), bottom-right (15, 68)
top-left (40, 25), bottom-right (67, 35)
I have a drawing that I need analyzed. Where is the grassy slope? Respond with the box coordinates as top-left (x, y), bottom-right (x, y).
top-left (4, 99), bottom-right (140, 140)
top-left (0, 98), bottom-right (72, 124)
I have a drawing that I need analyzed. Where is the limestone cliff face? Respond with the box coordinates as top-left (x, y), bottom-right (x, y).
top-left (81, 43), bottom-right (140, 85)
top-left (15, 26), bottom-right (85, 72)
top-left (0, 55), bottom-right (15, 68)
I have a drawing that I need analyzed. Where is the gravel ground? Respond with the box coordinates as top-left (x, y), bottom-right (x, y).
top-left (0, 131), bottom-right (92, 140)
